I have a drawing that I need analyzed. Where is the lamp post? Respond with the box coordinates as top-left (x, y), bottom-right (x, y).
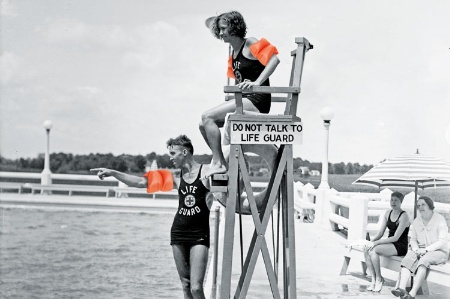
top-left (319, 107), bottom-right (334, 190)
top-left (41, 120), bottom-right (53, 186)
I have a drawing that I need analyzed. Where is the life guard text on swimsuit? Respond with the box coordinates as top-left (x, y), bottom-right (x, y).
top-left (230, 121), bottom-right (303, 144)
top-left (179, 185), bottom-right (201, 216)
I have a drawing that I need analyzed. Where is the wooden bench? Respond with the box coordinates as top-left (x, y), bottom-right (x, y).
top-left (341, 240), bottom-right (450, 295)
top-left (293, 182), bottom-right (316, 221)
top-left (0, 182), bottom-right (26, 194)
top-left (30, 184), bottom-right (114, 197)
top-left (114, 187), bottom-right (178, 199)
top-left (294, 199), bottom-right (316, 221)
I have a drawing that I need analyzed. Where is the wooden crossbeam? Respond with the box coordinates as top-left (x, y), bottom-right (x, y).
top-left (227, 114), bottom-right (301, 123)
top-left (226, 94), bottom-right (290, 102)
top-left (224, 86), bottom-right (300, 94)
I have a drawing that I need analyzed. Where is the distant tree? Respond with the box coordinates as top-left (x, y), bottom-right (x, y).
top-left (353, 162), bottom-right (361, 174)
top-left (344, 162), bottom-right (354, 174)
top-left (0, 156), bottom-right (20, 171)
top-left (19, 158), bottom-right (30, 169)
top-left (98, 153), bottom-right (114, 169)
top-left (360, 164), bottom-right (372, 174)
top-left (69, 155), bottom-right (86, 171)
top-left (308, 162), bottom-right (322, 172)
top-left (133, 155), bottom-right (147, 172)
top-left (293, 157), bottom-right (304, 169)
top-left (157, 154), bottom-right (173, 169)
top-left (112, 155), bottom-right (128, 172)
top-left (50, 152), bottom-right (73, 172)
top-left (29, 155), bottom-right (44, 169)
top-left (333, 162), bottom-right (346, 174)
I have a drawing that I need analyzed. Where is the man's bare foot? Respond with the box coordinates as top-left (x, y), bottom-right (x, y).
top-left (202, 163), bottom-right (227, 180)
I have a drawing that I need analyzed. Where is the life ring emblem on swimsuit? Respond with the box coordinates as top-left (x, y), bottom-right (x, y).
top-left (184, 195), bottom-right (196, 208)
top-left (235, 71), bottom-right (243, 83)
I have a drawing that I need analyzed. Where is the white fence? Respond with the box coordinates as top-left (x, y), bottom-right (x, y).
top-left (294, 182), bottom-right (450, 243)
top-left (0, 171), bottom-right (180, 199)
top-left (0, 171), bottom-right (117, 183)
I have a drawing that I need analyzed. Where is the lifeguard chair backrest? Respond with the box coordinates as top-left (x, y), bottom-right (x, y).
top-left (284, 37), bottom-right (313, 117)
top-left (223, 37), bottom-right (312, 118)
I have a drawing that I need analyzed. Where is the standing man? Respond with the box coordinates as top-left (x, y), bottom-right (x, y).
top-left (92, 135), bottom-right (213, 299)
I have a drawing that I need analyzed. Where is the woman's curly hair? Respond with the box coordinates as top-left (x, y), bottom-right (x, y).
top-left (211, 11), bottom-right (247, 39)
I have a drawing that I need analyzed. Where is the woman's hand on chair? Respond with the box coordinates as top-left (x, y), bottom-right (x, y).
top-left (364, 241), bottom-right (375, 251)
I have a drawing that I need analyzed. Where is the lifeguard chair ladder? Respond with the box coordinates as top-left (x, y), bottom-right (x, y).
top-left (212, 37), bottom-right (312, 299)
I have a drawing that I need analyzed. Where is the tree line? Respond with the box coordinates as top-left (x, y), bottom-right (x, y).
top-left (293, 158), bottom-right (373, 175)
top-left (0, 152), bottom-right (373, 175)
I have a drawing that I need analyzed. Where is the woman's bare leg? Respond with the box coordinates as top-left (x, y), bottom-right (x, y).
top-left (364, 250), bottom-right (376, 290)
top-left (370, 244), bottom-right (397, 292)
top-left (200, 99), bottom-right (259, 179)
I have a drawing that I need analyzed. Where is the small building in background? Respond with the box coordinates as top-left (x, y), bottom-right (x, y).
top-left (298, 166), bottom-right (310, 176)
top-left (310, 170), bottom-right (321, 176)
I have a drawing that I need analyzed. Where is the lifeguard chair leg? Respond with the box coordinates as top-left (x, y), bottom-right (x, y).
top-left (219, 143), bottom-right (240, 299)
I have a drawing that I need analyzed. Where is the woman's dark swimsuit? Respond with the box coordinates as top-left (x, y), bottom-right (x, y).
top-left (231, 40), bottom-right (271, 114)
top-left (387, 210), bottom-right (409, 256)
top-left (170, 165), bottom-right (211, 248)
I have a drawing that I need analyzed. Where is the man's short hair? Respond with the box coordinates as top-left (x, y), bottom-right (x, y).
top-left (166, 135), bottom-right (194, 155)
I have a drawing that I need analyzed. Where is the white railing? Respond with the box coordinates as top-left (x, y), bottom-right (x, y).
top-left (0, 171), bottom-right (175, 198)
top-left (0, 171), bottom-right (117, 183)
top-left (294, 183), bottom-right (450, 243)
top-left (328, 193), bottom-right (369, 241)
top-left (293, 182), bottom-right (316, 220)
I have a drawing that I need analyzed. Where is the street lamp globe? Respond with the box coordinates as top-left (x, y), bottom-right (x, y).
top-left (320, 106), bottom-right (335, 123)
top-left (43, 120), bottom-right (53, 131)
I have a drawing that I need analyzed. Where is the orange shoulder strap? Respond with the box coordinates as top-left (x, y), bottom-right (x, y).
top-left (144, 170), bottom-right (162, 193)
top-left (249, 38), bottom-right (279, 66)
top-left (157, 169), bottom-right (174, 192)
top-left (144, 170), bottom-right (174, 193)
top-left (227, 55), bottom-right (235, 78)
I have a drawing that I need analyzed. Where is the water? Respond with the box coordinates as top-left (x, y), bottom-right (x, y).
top-left (0, 207), bottom-right (194, 299)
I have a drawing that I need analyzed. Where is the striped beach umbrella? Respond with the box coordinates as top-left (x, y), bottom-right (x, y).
top-left (353, 153), bottom-right (450, 217)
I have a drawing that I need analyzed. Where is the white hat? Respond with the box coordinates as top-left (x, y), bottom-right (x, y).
top-left (205, 16), bottom-right (216, 29)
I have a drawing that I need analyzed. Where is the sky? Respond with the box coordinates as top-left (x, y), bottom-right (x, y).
top-left (1, 0), bottom-right (450, 166)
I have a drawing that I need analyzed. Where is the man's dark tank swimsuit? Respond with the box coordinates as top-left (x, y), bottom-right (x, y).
top-left (170, 165), bottom-right (211, 247)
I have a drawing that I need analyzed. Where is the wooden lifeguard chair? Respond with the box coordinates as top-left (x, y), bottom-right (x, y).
top-left (211, 37), bottom-right (313, 299)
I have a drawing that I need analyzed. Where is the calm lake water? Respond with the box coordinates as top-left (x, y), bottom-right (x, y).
top-left (0, 207), bottom-right (208, 299)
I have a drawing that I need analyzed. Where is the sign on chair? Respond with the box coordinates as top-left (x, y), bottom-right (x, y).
top-left (230, 121), bottom-right (303, 144)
